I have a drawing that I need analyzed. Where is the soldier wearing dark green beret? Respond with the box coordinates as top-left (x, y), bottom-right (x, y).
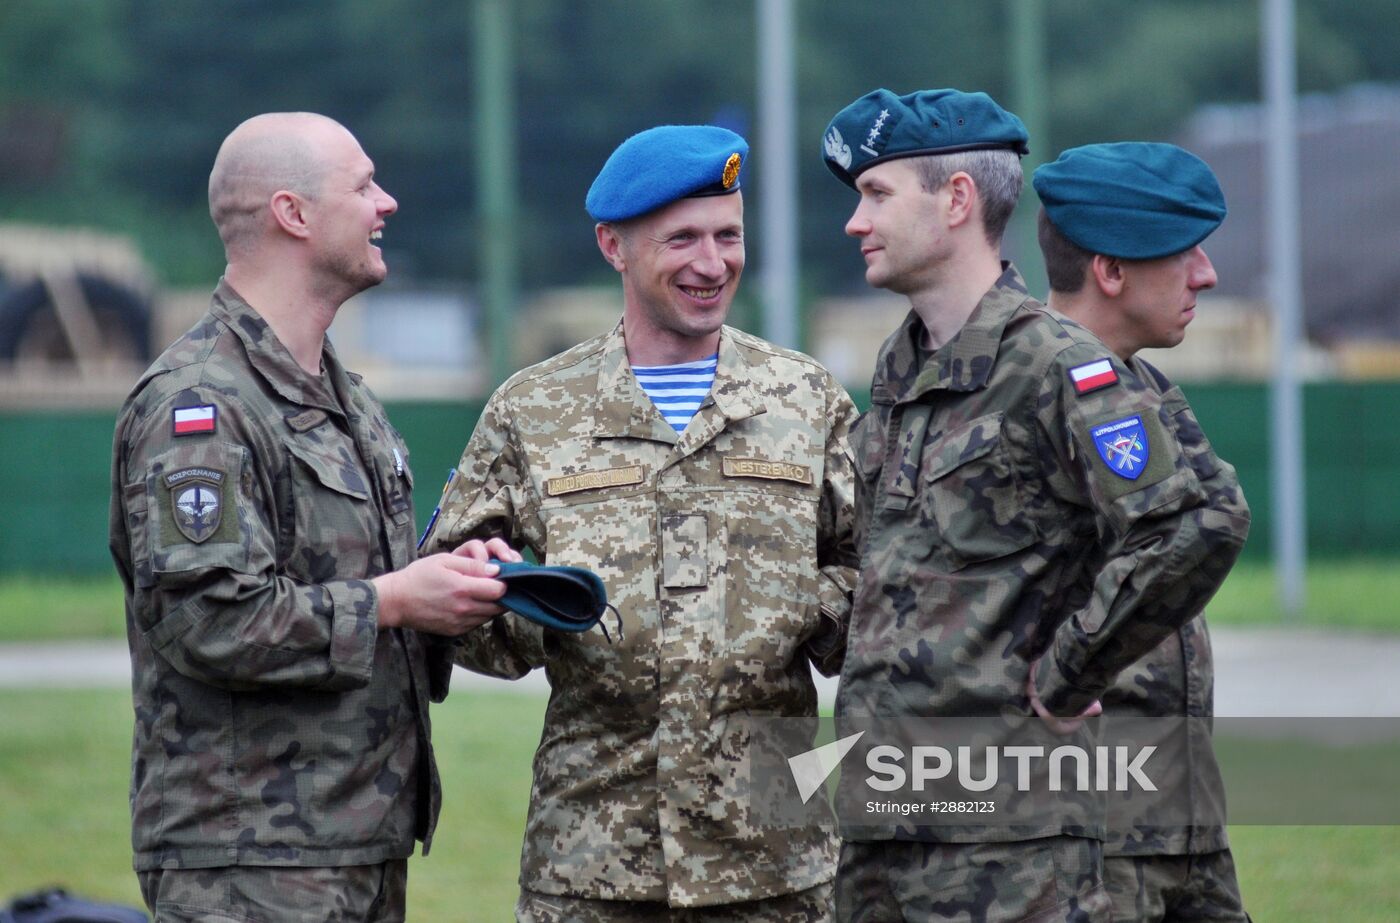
top-left (424, 124), bottom-right (859, 921)
top-left (1035, 142), bottom-right (1252, 923)
top-left (821, 89), bottom-right (1250, 922)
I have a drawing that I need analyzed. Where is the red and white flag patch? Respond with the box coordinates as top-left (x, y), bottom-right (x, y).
top-left (172, 404), bottom-right (217, 436)
top-left (1068, 359), bottom-right (1119, 395)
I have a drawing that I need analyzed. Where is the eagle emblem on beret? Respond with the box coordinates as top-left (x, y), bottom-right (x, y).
top-left (722, 152), bottom-right (742, 189)
top-left (824, 127), bottom-right (852, 170)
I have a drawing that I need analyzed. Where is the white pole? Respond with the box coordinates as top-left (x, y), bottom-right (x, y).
top-left (757, 0), bottom-right (799, 349)
top-left (1262, 0), bottom-right (1306, 617)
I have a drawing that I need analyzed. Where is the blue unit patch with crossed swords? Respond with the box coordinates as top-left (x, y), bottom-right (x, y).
top-left (1090, 415), bottom-right (1149, 480)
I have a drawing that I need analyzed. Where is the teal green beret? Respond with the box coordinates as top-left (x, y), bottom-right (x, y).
top-left (822, 87), bottom-right (1029, 187)
top-left (1032, 142), bottom-right (1226, 260)
top-left (586, 125), bottom-right (748, 222)
top-left (492, 560), bottom-right (620, 639)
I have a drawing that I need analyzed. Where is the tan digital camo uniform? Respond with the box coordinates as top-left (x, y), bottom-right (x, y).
top-left (110, 282), bottom-right (452, 872)
top-left (836, 265), bottom-right (1251, 844)
top-left (422, 322), bottom-right (860, 907)
top-left (515, 880), bottom-right (833, 923)
top-left (1101, 356), bottom-right (1250, 921)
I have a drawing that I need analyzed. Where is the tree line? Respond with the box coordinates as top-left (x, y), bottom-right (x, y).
top-left (1, 0), bottom-right (1396, 294)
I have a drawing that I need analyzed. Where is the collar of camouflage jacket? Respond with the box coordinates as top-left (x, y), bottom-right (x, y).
top-left (211, 278), bottom-right (351, 417)
top-left (592, 320), bottom-right (767, 443)
top-left (874, 262), bottom-right (1032, 405)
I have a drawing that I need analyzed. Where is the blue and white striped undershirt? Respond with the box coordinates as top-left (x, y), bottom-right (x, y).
top-left (632, 354), bottom-right (719, 433)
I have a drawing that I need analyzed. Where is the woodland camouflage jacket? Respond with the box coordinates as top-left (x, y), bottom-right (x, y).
top-left (110, 281), bottom-right (452, 871)
top-left (836, 266), bottom-right (1250, 843)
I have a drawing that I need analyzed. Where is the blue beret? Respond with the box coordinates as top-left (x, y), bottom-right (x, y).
top-left (1033, 142), bottom-right (1226, 260)
top-left (586, 125), bottom-right (748, 222)
top-left (822, 88), bottom-right (1029, 188)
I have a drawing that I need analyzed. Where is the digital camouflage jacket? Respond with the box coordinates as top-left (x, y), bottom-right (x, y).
top-left (836, 265), bottom-right (1251, 843)
top-left (422, 321), bottom-right (859, 907)
top-left (109, 281), bottom-right (452, 871)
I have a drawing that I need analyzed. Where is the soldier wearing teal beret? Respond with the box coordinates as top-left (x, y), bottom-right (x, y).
top-left (1035, 142), bottom-right (1251, 923)
top-left (1034, 141), bottom-right (1228, 355)
top-left (822, 86), bottom-right (1029, 188)
top-left (823, 89), bottom-right (1249, 923)
top-left (1034, 141), bottom-right (1226, 261)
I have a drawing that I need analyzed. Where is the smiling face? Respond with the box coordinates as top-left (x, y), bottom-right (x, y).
top-left (1118, 244), bottom-right (1218, 351)
top-left (608, 192), bottom-right (745, 358)
top-left (845, 159), bottom-right (951, 294)
top-left (303, 123), bottom-right (398, 296)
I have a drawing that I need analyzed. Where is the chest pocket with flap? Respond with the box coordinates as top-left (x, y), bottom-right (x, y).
top-left (903, 410), bottom-right (1037, 571)
top-left (283, 437), bottom-right (375, 581)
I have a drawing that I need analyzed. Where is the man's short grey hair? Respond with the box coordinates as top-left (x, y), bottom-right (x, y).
top-left (912, 148), bottom-right (1024, 247)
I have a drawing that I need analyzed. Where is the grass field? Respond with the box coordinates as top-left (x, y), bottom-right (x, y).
top-left (3, 688), bottom-right (1399, 920)
top-left (3, 560), bottom-right (1399, 917)
top-left (0, 688), bottom-right (543, 920)
top-left (5, 557), bottom-right (1400, 643)
top-left (0, 574), bottom-right (129, 642)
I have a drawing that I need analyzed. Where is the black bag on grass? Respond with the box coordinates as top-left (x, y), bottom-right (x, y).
top-left (0, 889), bottom-right (147, 923)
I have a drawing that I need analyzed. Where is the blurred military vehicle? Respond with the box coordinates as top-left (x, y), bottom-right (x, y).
top-left (0, 224), bottom-right (488, 406)
top-left (0, 224), bottom-right (215, 408)
top-left (0, 224), bottom-right (156, 367)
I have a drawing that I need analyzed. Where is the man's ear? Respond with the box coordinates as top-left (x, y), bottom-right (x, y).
top-left (945, 171), bottom-right (977, 229)
top-left (1090, 253), bottom-right (1126, 297)
top-left (269, 190), bottom-right (312, 240)
top-left (595, 222), bottom-right (627, 272)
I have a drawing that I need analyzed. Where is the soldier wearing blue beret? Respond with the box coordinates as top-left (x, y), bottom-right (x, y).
top-left (822, 90), bottom-right (1248, 923)
top-left (1035, 142), bottom-right (1251, 923)
top-left (585, 123), bottom-right (749, 222)
top-left (427, 124), bottom-right (860, 920)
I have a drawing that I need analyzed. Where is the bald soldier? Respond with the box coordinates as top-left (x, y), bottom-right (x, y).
top-left (422, 125), bottom-right (859, 921)
top-left (1034, 142), bottom-right (1252, 922)
top-left (820, 89), bottom-right (1251, 922)
top-left (109, 112), bottom-right (512, 922)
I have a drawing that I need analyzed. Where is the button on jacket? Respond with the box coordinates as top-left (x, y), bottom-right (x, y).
top-left (110, 280), bottom-right (452, 871)
top-left (836, 265), bottom-right (1251, 844)
top-left (422, 321), bottom-right (859, 907)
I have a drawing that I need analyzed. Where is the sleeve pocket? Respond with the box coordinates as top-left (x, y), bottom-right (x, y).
top-left (1164, 397), bottom-right (1222, 481)
top-left (144, 442), bottom-right (252, 578)
top-left (122, 481), bottom-right (155, 589)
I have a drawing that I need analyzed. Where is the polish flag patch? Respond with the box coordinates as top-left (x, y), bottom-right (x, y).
top-left (172, 404), bottom-right (217, 436)
top-left (1068, 359), bottom-right (1119, 395)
